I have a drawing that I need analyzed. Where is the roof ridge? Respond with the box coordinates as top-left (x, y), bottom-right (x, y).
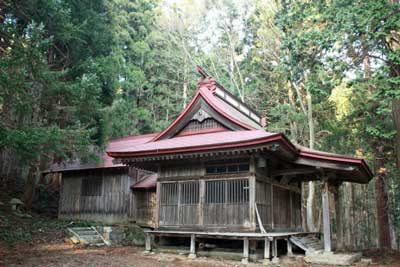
top-left (195, 67), bottom-right (263, 125)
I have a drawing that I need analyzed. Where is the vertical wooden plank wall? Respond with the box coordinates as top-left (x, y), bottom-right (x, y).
top-left (157, 161), bottom-right (253, 231)
top-left (255, 173), bottom-right (302, 231)
top-left (58, 168), bottom-right (135, 223)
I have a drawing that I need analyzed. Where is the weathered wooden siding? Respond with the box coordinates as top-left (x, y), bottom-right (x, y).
top-left (159, 162), bottom-right (204, 179)
top-left (158, 159), bottom-right (255, 231)
top-left (158, 179), bottom-right (252, 230)
top-left (129, 190), bottom-right (156, 227)
top-left (255, 175), bottom-right (302, 231)
top-left (59, 168), bottom-right (134, 223)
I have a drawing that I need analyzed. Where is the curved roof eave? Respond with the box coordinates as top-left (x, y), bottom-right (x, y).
top-left (298, 151), bottom-right (374, 181)
top-left (107, 132), bottom-right (373, 182)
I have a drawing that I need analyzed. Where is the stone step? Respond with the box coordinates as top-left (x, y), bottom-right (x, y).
top-left (70, 227), bottom-right (94, 231)
top-left (74, 230), bottom-right (98, 235)
top-left (80, 235), bottom-right (102, 241)
top-left (67, 227), bottom-right (108, 246)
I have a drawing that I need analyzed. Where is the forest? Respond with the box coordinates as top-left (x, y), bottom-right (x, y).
top-left (1, 0), bottom-right (400, 254)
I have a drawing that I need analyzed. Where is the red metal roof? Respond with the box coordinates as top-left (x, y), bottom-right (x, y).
top-left (131, 173), bottom-right (157, 190)
top-left (109, 130), bottom-right (281, 156)
top-left (104, 133), bottom-right (157, 165)
top-left (107, 130), bottom-right (373, 181)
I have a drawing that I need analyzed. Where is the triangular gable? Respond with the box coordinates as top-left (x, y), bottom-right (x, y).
top-left (152, 68), bottom-right (264, 141)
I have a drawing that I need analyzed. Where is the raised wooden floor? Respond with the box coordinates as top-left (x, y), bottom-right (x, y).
top-left (144, 230), bottom-right (321, 264)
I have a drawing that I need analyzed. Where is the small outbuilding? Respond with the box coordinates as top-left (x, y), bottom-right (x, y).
top-left (45, 135), bottom-right (158, 226)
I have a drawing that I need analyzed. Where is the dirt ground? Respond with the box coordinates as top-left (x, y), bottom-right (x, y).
top-left (1, 207), bottom-right (400, 267)
top-left (2, 241), bottom-right (400, 267)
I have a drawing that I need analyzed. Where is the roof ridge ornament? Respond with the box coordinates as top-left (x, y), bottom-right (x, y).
top-left (196, 65), bottom-right (217, 92)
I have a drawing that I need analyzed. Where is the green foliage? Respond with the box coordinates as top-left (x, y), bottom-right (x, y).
top-left (0, 0), bottom-right (139, 173)
top-left (0, 210), bottom-right (70, 247)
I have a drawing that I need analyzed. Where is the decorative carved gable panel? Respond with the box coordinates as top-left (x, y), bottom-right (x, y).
top-left (192, 109), bottom-right (212, 122)
top-left (176, 118), bottom-right (227, 136)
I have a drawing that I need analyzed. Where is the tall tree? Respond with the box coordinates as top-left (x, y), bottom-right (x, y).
top-left (0, 0), bottom-right (120, 205)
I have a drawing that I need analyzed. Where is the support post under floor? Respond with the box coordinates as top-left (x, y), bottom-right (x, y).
top-left (145, 233), bottom-right (151, 252)
top-left (322, 181), bottom-right (332, 252)
top-left (287, 238), bottom-right (293, 256)
top-left (188, 234), bottom-right (196, 259)
top-left (242, 237), bottom-right (249, 264)
top-left (272, 238), bottom-right (279, 264)
top-left (263, 237), bottom-right (271, 265)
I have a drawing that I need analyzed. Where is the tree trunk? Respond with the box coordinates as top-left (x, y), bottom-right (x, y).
top-left (183, 56), bottom-right (188, 108)
top-left (393, 99), bottom-right (400, 169)
top-left (374, 148), bottom-right (392, 249)
top-left (23, 163), bottom-right (38, 211)
top-left (306, 89), bottom-right (317, 232)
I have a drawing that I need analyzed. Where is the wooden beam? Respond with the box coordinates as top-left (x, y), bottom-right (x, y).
top-left (322, 181), bottom-right (332, 252)
top-left (294, 158), bottom-right (356, 172)
top-left (271, 168), bottom-right (318, 177)
top-left (255, 204), bottom-right (266, 233)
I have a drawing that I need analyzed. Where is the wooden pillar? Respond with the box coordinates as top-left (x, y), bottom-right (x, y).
top-left (322, 181), bottom-right (332, 252)
top-left (199, 180), bottom-right (205, 227)
top-left (188, 234), bottom-right (196, 259)
top-left (286, 238), bottom-right (293, 256)
top-left (145, 233), bottom-right (152, 252)
top-left (155, 182), bottom-right (161, 228)
top-left (249, 176), bottom-right (256, 230)
top-left (264, 238), bottom-right (270, 261)
top-left (242, 237), bottom-right (249, 264)
top-left (272, 238), bottom-right (279, 263)
top-left (249, 239), bottom-right (257, 261)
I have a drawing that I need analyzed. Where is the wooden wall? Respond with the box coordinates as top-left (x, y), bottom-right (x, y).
top-left (59, 168), bottom-right (154, 224)
top-left (157, 159), bottom-right (255, 231)
top-left (128, 189), bottom-right (156, 227)
top-left (156, 156), bottom-right (303, 232)
top-left (158, 178), bottom-right (253, 231)
top-left (256, 180), bottom-right (302, 231)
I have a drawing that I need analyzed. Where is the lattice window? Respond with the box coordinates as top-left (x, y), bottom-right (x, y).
top-left (81, 177), bottom-right (102, 196)
top-left (227, 179), bottom-right (249, 203)
top-left (206, 162), bottom-right (250, 174)
top-left (205, 180), bottom-right (226, 203)
top-left (161, 183), bottom-right (179, 205)
top-left (180, 181), bottom-right (199, 204)
top-left (205, 179), bottom-right (249, 204)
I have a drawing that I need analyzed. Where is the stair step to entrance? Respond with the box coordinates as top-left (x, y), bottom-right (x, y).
top-left (290, 235), bottom-right (324, 253)
top-left (67, 227), bottom-right (109, 246)
top-left (70, 227), bottom-right (94, 231)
